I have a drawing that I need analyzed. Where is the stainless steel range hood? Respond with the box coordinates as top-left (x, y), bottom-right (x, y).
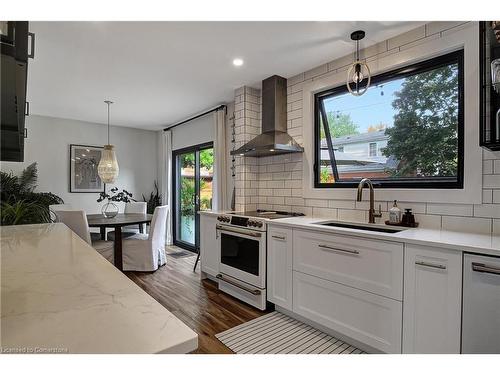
top-left (231, 75), bottom-right (304, 157)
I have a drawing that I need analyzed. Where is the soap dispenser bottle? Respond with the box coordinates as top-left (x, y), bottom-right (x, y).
top-left (389, 200), bottom-right (401, 224)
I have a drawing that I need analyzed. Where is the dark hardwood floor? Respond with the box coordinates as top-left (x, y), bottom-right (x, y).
top-left (125, 253), bottom-right (267, 354)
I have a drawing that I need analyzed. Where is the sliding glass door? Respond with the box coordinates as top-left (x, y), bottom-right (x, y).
top-left (173, 142), bottom-right (214, 251)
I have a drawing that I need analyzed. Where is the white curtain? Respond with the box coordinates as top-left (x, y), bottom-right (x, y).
top-left (213, 109), bottom-right (227, 211)
top-left (158, 130), bottom-right (173, 245)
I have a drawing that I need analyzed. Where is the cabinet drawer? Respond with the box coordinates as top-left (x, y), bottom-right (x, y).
top-left (293, 271), bottom-right (402, 353)
top-left (293, 229), bottom-right (403, 300)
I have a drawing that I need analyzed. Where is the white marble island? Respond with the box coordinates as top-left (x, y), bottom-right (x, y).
top-left (0, 223), bottom-right (198, 354)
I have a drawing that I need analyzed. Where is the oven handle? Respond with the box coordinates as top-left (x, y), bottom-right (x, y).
top-left (216, 274), bottom-right (262, 295)
top-left (216, 224), bottom-right (262, 238)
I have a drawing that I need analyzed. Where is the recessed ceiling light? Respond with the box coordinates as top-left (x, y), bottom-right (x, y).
top-left (233, 58), bottom-right (244, 67)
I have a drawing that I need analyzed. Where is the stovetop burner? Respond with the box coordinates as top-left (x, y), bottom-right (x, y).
top-left (228, 209), bottom-right (305, 220)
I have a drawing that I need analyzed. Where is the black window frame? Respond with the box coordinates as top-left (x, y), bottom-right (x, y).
top-left (172, 141), bottom-right (214, 253)
top-left (314, 49), bottom-right (465, 189)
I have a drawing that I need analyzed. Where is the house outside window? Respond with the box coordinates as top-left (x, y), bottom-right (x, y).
top-left (315, 50), bottom-right (464, 189)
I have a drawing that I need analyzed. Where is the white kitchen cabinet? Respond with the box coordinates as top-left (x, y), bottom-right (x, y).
top-left (402, 244), bottom-right (462, 354)
top-left (293, 229), bottom-right (404, 300)
top-left (267, 226), bottom-right (293, 310)
top-left (199, 214), bottom-right (219, 278)
top-left (293, 271), bottom-right (402, 353)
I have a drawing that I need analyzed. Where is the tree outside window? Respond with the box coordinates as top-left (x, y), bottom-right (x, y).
top-left (315, 50), bottom-right (463, 189)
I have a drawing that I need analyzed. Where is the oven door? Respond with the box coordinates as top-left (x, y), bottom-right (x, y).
top-left (217, 224), bottom-right (266, 289)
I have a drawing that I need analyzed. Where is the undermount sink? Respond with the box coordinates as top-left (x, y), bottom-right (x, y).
top-left (313, 221), bottom-right (407, 234)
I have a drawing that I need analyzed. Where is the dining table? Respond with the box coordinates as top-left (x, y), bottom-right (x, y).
top-left (87, 213), bottom-right (153, 271)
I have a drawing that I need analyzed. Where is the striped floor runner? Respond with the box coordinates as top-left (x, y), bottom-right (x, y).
top-left (215, 311), bottom-right (366, 354)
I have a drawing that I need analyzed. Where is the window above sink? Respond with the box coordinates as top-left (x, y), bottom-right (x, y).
top-left (314, 50), bottom-right (464, 190)
top-left (301, 22), bottom-right (482, 205)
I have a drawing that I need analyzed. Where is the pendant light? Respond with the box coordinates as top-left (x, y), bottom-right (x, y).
top-left (346, 30), bottom-right (371, 96)
top-left (97, 100), bottom-right (119, 183)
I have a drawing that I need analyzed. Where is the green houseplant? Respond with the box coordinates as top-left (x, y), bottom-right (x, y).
top-left (0, 163), bottom-right (64, 226)
top-left (142, 181), bottom-right (162, 215)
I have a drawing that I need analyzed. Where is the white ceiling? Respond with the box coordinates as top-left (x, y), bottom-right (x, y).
top-left (28, 21), bottom-right (423, 130)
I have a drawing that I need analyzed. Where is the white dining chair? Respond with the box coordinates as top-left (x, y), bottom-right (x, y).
top-left (107, 201), bottom-right (148, 241)
top-left (49, 204), bottom-right (73, 222)
top-left (95, 205), bottom-right (168, 272)
top-left (54, 209), bottom-right (91, 244)
top-left (50, 204), bottom-right (102, 242)
top-left (53, 209), bottom-right (113, 253)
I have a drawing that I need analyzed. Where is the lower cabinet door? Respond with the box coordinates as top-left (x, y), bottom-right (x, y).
top-left (293, 271), bottom-right (402, 353)
top-left (267, 226), bottom-right (293, 310)
top-left (402, 244), bottom-right (462, 353)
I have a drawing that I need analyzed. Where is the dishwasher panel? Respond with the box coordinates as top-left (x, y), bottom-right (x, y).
top-left (462, 253), bottom-right (500, 354)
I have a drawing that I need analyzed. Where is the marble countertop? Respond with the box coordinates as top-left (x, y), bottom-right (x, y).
top-left (268, 216), bottom-right (500, 257)
top-left (200, 211), bottom-right (499, 256)
top-left (0, 223), bottom-right (198, 354)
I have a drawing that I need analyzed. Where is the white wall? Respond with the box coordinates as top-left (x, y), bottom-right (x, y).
top-left (0, 115), bottom-right (158, 214)
top-left (171, 112), bottom-right (215, 150)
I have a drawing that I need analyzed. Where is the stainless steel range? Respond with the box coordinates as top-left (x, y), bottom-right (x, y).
top-left (215, 210), bottom-right (304, 310)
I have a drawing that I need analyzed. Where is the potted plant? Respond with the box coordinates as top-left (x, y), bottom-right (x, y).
top-left (0, 163), bottom-right (64, 226)
top-left (97, 187), bottom-right (133, 218)
top-left (142, 181), bottom-right (162, 215)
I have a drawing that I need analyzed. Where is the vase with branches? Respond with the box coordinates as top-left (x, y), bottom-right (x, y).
top-left (97, 187), bottom-right (134, 218)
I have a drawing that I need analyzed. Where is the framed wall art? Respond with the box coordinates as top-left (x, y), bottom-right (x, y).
top-left (69, 144), bottom-right (105, 193)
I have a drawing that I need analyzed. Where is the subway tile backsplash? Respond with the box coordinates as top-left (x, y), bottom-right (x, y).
top-left (232, 22), bottom-right (500, 235)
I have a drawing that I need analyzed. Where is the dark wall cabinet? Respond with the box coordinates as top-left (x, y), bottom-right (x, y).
top-left (480, 21), bottom-right (500, 151)
top-left (1, 21), bottom-right (33, 162)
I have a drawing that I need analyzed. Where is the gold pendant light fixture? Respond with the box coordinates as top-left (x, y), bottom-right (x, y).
top-left (346, 30), bottom-right (371, 96)
top-left (97, 100), bottom-right (119, 183)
